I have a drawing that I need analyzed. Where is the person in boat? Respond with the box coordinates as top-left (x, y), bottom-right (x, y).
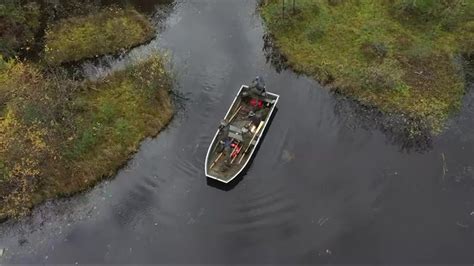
top-left (217, 137), bottom-right (239, 168)
top-left (242, 76), bottom-right (266, 98)
top-left (218, 135), bottom-right (239, 155)
top-left (223, 138), bottom-right (233, 154)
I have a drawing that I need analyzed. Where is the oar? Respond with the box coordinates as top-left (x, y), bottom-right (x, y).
top-left (210, 152), bottom-right (224, 169)
top-left (228, 105), bottom-right (242, 122)
top-left (238, 121), bottom-right (265, 164)
top-left (211, 137), bottom-right (238, 168)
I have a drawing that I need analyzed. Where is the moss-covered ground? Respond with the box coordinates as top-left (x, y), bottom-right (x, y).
top-left (44, 7), bottom-right (155, 65)
top-left (0, 2), bottom-right (174, 220)
top-left (0, 55), bottom-right (173, 219)
top-left (261, 0), bottom-right (473, 133)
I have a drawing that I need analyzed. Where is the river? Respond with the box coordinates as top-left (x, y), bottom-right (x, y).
top-left (1, 0), bottom-right (473, 263)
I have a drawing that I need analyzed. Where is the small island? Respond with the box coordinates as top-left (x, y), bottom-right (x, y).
top-left (261, 0), bottom-right (473, 133)
top-left (44, 7), bottom-right (156, 65)
top-left (0, 2), bottom-right (173, 219)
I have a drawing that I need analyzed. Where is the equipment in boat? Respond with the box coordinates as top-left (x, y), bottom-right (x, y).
top-left (205, 77), bottom-right (280, 183)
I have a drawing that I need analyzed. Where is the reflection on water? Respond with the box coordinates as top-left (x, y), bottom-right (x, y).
top-left (332, 93), bottom-right (433, 153)
top-left (262, 33), bottom-right (289, 74)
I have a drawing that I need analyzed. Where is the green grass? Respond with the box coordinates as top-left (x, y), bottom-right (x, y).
top-left (261, 0), bottom-right (473, 133)
top-left (0, 55), bottom-right (173, 218)
top-left (44, 7), bottom-right (155, 65)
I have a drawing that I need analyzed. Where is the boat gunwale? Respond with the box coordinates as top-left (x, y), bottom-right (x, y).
top-left (205, 84), bottom-right (280, 183)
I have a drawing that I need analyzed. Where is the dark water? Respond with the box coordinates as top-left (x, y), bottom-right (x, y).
top-left (1, 0), bottom-right (473, 263)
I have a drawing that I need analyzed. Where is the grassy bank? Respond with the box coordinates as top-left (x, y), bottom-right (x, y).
top-left (0, 55), bottom-right (173, 219)
top-left (261, 0), bottom-right (473, 133)
top-left (44, 7), bottom-right (155, 65)
top-left (0, 1), bottom-right (174, 220)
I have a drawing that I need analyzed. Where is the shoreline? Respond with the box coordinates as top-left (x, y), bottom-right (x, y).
top-left (261, 31), bottom-right (464, 144)
top-left (0, 112), bottom-right (174, 224)
top-left (0, 3), bottom-right (175, 221)
top-left (259, 0), bottom-right (472, 134)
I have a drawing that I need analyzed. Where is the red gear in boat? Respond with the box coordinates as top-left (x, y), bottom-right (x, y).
top-left (250, 98), bottom-right (263, 108)
top-left (231, 145), bottom-right (241, 158)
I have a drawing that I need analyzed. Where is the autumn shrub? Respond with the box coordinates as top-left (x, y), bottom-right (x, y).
top-left (0, 1), bottom-right (41, 57)
top-left (0, 59), bottom-right (68, 216)
top-left (0, 55), bottom-right (173, 218)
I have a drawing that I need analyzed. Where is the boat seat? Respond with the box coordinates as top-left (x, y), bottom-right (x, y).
top-left (228, 131), bottom-right (243, 142)
top-left (229, 125), bottom-right (242, 133)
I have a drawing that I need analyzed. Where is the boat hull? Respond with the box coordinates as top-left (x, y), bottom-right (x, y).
top-left (205, 85), bottom-right (279, 183)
